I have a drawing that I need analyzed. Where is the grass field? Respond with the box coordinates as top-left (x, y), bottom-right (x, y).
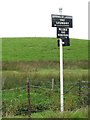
top-left (1, 37), bottom-right (89, 118)
top-left (3, 107), bottom-right (88, 118)
top-left (2, 37), bottom-right (88, 61)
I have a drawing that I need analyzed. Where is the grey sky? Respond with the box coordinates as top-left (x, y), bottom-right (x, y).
top-left (0, 0), bottom-right (89, 39)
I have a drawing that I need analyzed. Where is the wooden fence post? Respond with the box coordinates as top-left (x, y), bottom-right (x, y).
top-left (27, 79), bottom-right (31, 117)
top-left (52, 78), bottom-right (54, 93)
top-left (78, 80), bottom-right (82, 108)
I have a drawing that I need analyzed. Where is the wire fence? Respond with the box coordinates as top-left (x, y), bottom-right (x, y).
top-left (1, 79), bottom-right (89, 117)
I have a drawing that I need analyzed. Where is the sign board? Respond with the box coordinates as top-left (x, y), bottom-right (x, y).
top-left (51, 14), bottom-right (73, 28)
top-left (57, 28), bottom-right (69, 38)
top-left (57, 36), bottom-right (70, 47)
top-left (62, 37), bottom-right (70, 46)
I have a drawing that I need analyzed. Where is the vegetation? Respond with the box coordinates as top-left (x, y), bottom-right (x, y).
top-left (1, 37), bottom-right (89, 118)
top-left (31, 107), bottom-right (88, 118)
top-left (2, 37), bottom-right (88, 61)
top-left (2, 83), bottom-right (88, 118)
top-left (3, 107), bottom-right (88, 118)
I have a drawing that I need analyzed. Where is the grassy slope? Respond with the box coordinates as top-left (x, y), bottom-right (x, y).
top-left (2, 37), bottom-right (88, 89)
top-left (2, 37), bottom-right (89, 118)
top-left (2, 37), bottom-right (88, 61)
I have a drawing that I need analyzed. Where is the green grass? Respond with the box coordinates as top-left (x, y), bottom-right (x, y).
top-left (2, 69), bottom-right (88, 89)
top-left (1, 37), bottom-right (89, 118)
top-left (0, 38), bottom-right (2, 61)
top-left (3, 107), bottom-right (88, 118)
top-left (3, 107), bottom-right (89, 120)
top-left (2, 37), bottom-right (88, 61)
top-left (2, 68), bottom-right (88, 116)
top-left (2, 84), bottom-right (88, 117)
top-left (31, 107), bottom-right (88, 118)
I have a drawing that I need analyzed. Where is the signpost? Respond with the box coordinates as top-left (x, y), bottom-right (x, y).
top-left (51, 8), bottom-right (73, 112)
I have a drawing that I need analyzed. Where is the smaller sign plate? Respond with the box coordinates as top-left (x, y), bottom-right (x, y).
top-left (57, 28), bottom-right (69, 38)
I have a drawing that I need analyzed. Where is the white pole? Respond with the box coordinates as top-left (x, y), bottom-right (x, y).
top-left (59, 39), bottom-right (64, 112)
top-left (59, 8), bottom-right (64, 112)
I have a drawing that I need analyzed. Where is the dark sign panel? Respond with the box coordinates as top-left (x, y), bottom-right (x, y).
top-left (51, 14), bottom-right (73, 28)
top-left (57, 28), bottom-right (69, 38)
top-left (57, 37), bottom-right (70, 47)
top-left (62, 37), bottom-right (70, 46)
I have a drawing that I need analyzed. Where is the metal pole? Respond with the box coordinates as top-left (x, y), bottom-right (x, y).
top-left (59, 8), bottom-right (64, 112)
top-left (59, 39), bottom-right (64, 112)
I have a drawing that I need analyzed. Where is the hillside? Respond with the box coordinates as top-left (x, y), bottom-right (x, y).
top-left (2, 37), bottom-right (88, 61)
top-left (1, 37), bottom-right (88, 118)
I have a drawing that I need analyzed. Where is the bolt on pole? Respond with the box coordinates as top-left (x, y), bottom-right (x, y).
top-left (59, 8), bottom-right (62, 15)
top-left (59, 8), bottom-right (64, 112)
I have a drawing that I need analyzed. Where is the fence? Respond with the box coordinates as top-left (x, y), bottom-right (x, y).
top-left (1, 79), bottom-right (89, 117)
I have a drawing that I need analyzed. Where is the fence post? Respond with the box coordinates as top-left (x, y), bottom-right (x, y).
top-left (52, 78), bottom-right (54, 93)
top-left (27, 79), bottom-right (31, 117)
top-left (78, 80), bottom-right (82, 108)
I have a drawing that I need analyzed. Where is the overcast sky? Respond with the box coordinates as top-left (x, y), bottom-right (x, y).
top-left (0, 0), bottom-right (89, 39)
